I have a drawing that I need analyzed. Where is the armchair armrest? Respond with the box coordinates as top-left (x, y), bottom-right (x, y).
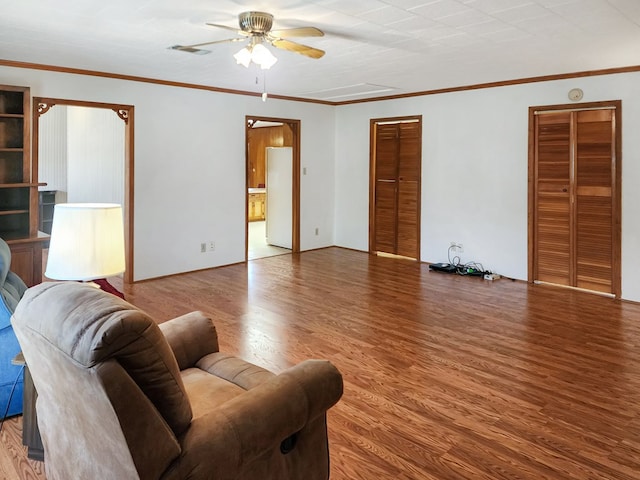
top-left (158, 311), bottom-right (219, 370)
top-left (180, 359), bottom-right (343, 473)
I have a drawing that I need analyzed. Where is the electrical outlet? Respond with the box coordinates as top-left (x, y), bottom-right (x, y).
top-left (450, 241), bottom-right (463, 253)
top-left (208, 241), bottom-right (215, 251)
top-left (200, 243), bottom-right (206, 253)
top-left (315, 227), bottom-right (319, 236)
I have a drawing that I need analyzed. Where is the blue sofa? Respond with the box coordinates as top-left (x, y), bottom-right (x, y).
top-left (0, 237), bottom-right (27, 418)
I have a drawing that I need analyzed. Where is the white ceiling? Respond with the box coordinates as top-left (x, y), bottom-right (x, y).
top-left (1, 0), bottom-right (640, 102)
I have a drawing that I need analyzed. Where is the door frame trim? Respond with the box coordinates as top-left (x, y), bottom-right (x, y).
top-left (527, 100), bottom-right (622, 297)
top-left (244, 116), bottom-right (300, 260)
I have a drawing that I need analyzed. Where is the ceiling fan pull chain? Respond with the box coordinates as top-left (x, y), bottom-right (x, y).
top-left (262, 70), bottom-right (268, 102)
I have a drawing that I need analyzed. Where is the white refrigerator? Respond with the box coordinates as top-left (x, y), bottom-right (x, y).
top-left (266, 147), bottom-right (293, 249)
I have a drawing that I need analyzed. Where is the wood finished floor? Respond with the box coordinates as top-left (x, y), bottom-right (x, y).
top-left (2, 247), bottom-right (640, 479)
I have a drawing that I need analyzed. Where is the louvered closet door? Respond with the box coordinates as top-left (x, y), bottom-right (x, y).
top-left (532, 105), bottom-right (619, 296)
top-left (534, 112), bottom-right (572, 286)
top-left (374, 124), bottom-right (399, 254)
top-left (372, 119), bottom-right (421, 259)
top-left (575, 109), bottom-right (615, 293)
top-left (396, 122), bottom-right (421, 258)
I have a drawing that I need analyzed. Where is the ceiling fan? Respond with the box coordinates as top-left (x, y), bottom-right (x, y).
top-left (170, 11), bottom-right (325, 67)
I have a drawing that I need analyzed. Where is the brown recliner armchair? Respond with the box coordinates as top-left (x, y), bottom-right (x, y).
top-left (11, 282), bottom-right (343, 480)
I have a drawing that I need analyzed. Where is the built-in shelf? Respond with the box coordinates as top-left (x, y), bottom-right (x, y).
top-left (0, 210), bottom-right (29, 215)
top-left (0, 84), bottom-right (48, 286)
top-left (0, 183), bottom-right (47, 188)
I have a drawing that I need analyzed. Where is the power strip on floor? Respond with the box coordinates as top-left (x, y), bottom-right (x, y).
top-left (484, 273), bottom-right (501, 281)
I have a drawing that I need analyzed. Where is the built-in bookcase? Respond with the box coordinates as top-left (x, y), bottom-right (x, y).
top-left (0, 85), bottom-right (47, 286)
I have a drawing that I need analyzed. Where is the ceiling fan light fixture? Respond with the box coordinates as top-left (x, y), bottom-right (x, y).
top-left (251, 43), bottom-right (277, 69)
top-left (233, 47), bottom-right (252, 67)
top-left (177, 11), bottom-right (324, 68)
top-left (234, 43), bottom-right (278, 70)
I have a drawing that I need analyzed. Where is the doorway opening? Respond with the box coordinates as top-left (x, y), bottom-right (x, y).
top-left (245, 116), bottom-right (300, 261)
top-left (33, 97), bottom-right (134, 283)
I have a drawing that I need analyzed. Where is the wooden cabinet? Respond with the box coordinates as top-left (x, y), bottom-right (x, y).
top-left (248, 192), bottom-right (266, 222)
top-left (0, 85), bottom-right (47, 286)
top-left (247, 124), bottom-right (293, 188)
top-left (5, 236), bottom-right (45, 287)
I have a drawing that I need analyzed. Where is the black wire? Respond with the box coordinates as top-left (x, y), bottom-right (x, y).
top-left (445, 245), bottom-right (502, 278)
top-left (456, 261), bottom-right (486, 275)
top-left (0, 365), bottom-right (25, 434)
top-left (446, 246), bottom-right (492, 276)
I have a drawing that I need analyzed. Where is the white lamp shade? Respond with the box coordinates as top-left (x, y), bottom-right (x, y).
top-left (234, 44), bottom-right (278, 69)
top-left (233, 47), bottom-right (252, 68)
top-left (45, 203), bottom-right (126, 281)
top-left (251, 43), bottom-right (277, 69)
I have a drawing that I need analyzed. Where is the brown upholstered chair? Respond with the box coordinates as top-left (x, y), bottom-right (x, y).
top-left (11, 282), bottom-right (343, 480)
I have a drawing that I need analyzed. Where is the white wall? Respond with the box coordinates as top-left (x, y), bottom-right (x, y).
top-left (40, 105), bottom-right (125, 204)
top-left (38, 104), bottom-right (67, 194)
top-left (4, 64), bottom-right (639, 301)
top-left (0, 66), bottom-right (336, 281)
top-left (334, 72), bottom-right (640, 301)
top-left (67, 106), bottom-right (125, 205)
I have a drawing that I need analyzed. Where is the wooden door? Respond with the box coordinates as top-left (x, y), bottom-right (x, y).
top-left (533, 112), bottom-right (572, 286)
top-left (575, 109), bottom-right (617, 292)
top-left (373, 124), bottom-right (399, 254)
top-left (396, 122), bottom-right (421, 258)
top-left (370, 118), bottom-right (421, 260)
top-left (530, 102), bottom-right (621, 296)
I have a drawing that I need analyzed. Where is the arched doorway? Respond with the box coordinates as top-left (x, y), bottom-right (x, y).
top-left (33, 97), bottom-right (134, 283)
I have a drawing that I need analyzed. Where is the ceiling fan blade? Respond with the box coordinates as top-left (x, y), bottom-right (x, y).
top-left (271, 39), bottom-right (325, 59)
top-left (168, 45), bottom-right (211, 55)
top-left (171, 37), bottom-right (246, 52)
top-left (269, 26), bottom-right (324, 38)
top-left (205, 22), bottom-right (249, 36)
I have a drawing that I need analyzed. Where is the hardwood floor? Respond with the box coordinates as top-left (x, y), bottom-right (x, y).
top-left (2, 247), bottom-right (640, 479)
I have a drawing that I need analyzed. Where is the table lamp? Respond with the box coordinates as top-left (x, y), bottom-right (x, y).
top-left (45, 203), bottom-right (125, 298)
